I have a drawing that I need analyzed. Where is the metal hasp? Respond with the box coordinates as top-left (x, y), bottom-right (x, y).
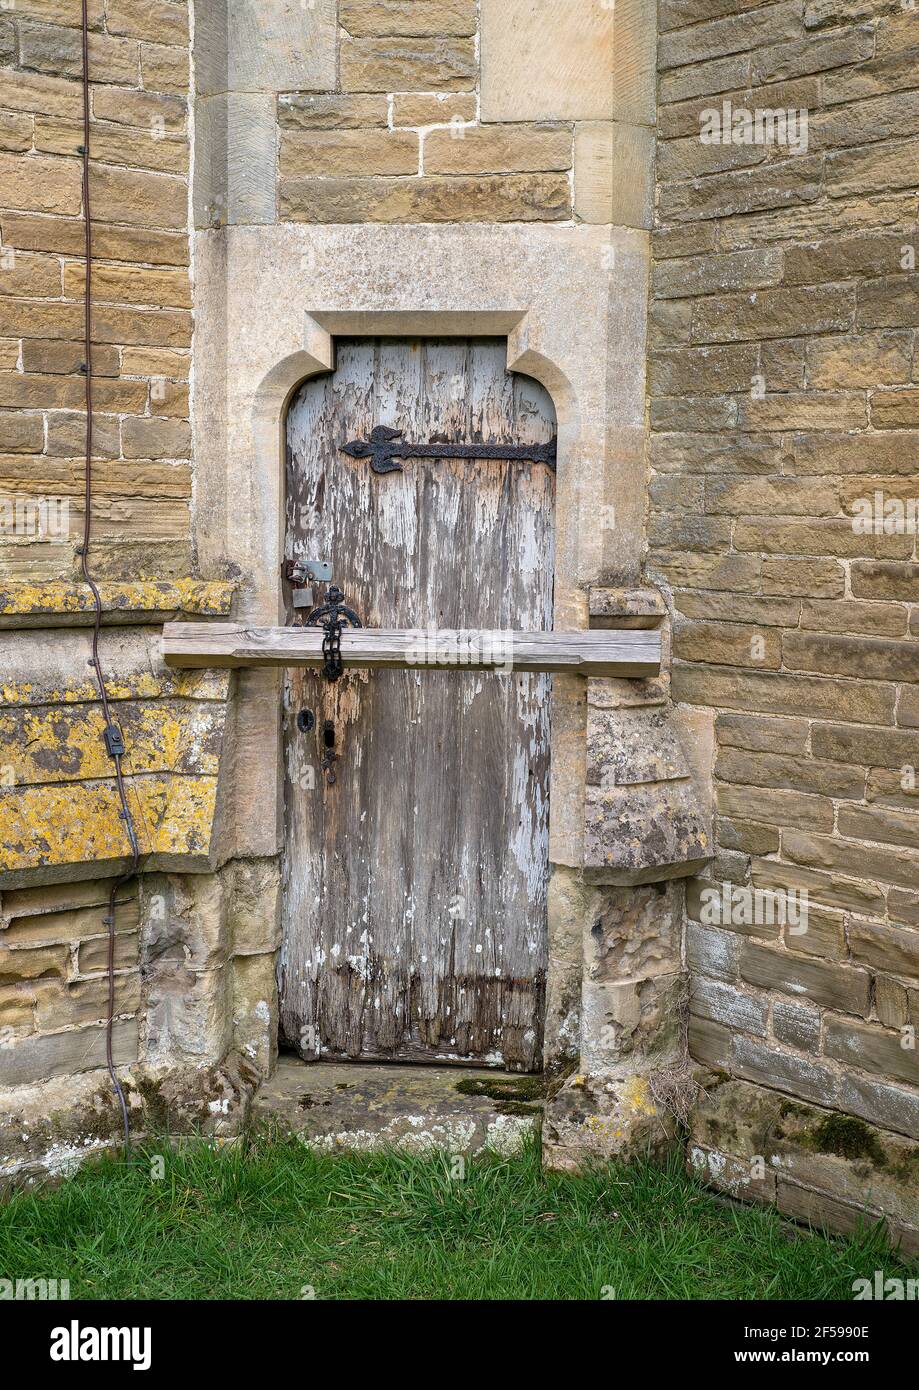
top-left (341, 424), bottom-right (558, 475)
top-left (305, 584), bottom-right (363, 682)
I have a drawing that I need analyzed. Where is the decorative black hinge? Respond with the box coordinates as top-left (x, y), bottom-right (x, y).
top-left (341, 425), bottom-right (557, 475)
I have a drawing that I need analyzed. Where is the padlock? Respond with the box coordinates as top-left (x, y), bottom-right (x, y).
top-left (293, 588), bottom-right (314, 609)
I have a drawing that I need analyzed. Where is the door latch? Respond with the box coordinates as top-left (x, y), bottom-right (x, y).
top-left (285, 558), bottom-right (333, 612)
top-left (306, 584), bottom-right (363, 682)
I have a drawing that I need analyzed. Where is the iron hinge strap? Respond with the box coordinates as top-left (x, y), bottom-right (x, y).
top-left (341, 425), bottom-right (557, 475)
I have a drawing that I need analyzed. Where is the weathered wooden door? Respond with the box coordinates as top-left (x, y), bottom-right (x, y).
top-left (278, 339), bottom-right (556, 1071)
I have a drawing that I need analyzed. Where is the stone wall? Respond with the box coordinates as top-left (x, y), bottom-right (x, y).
top-left (0, 2), bottom-right (278, 1159)
top-left (194, 0), bottom-right (654, 230)
top-left (0, 0), bottom-right (194, 582)
top-left (651, 0), bottom-right (919, 1242)
top-left (0, 855), bottom-right (280, 1186)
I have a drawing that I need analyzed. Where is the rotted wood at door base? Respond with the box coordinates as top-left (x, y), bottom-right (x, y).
top-left (280, 339), bottom-right (556, 1071)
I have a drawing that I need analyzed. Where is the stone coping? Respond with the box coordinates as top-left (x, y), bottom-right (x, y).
top-left (0, 581), bottom-right (235, 629)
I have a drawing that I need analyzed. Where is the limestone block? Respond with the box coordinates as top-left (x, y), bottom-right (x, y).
top-left (392, 93), bottom-right (477, 127)
top-left (280, 173), bottom-right (571, 223)
top-left (194, 93), bottom-right (276, 229)
top-left (77, 932), bottom-right (138, 974)
top-left (611, 0), bottom-right (657, 126)
top-left (229, 859), bottom-right (282, 955)
top-left (773, 998), bottom-right (821, 1050)
top-left (581, 972), bottom-right (685, 1071)
top-left (233, 951), bottom-right (278, 1076)
top-left (584, 705), bottom-right (711, 883)
top-left (341, 0), bottom-right (477, 36)
top-left (278, 93), bottom-right (389, 130)
top-left (0, 980), bottom-right (33, 1031)
top-left (585, 777), bottom-right (711, 883)
top-left (0, 624), bottom-right (232, 887)
top-left (588, 704), bottom-right (689, 787)
top-left (143, 871), bottom-right (230, 973)
top-left (143, 960), bottom-right (232, 1067)
top-left (87, 165), bottom-right (187, 232)
top-left (0, 151), bottom-right (83, 215)
top-left (122, 415), bottom-right (191, 458)
top-left (340, 35), bottom-right (476, 92)
top-left (572, 119), bottom-right (653, 227)
top-left (281, 128), bottom-right (419, 178)
top-left (254, 1057), bottom-right (538, 1155)
top-left (33, 972), bottom-right (140, 1030)
top-left (0, 943), bottom-right (69, 981)
top-left (543, 864), bottom-right (588, 1073)
top-left (141, 42), bottom-right (189, 95)
top-left (17, 21), bottom-right (139, 85)
top-left (106, 0), bottom-right (189, 44)
top-left (480, 0), bottom-right (614, 123)
top-left (575, 122), bottom-right (613, 224)
top-left (0, 1019), bottom-right (137, 1088)
top-left (608, 123), bottom-right (654, 230)
top-left (195, 0), bottom-right (337, 96)
top-left (0, 1052), bottom-right (261, 1187)
top-left (424, 123), bottom-right (572, 175)
top-left (0, 1070), bottom-right (129, 1187)
top-left (0, 773), bottom-right (221, 886)
top-left (542, 1066), bottom-right (679, 1170)
top-left (690, 1075), bottom-right (919, 1239)
top-left (0, 701), bottom-right (224, 785)
top-left (0, 625), bottom-right (229, 704)
top-left (589, 584), bottom-right (666, 629)
top-left (688, 1144), bottom-right (777, 1204)
top-left (585, 882), bottom-right (683, 983)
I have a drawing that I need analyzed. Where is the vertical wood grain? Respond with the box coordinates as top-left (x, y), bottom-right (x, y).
top-left (279, 339), bottom-right (556, 1070)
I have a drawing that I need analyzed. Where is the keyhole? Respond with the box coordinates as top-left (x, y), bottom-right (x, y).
top-left (321, 720), bottom-right (338, 786)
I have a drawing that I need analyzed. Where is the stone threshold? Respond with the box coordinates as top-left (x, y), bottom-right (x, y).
top-left (251, 1056), bottom-right (544, 1156)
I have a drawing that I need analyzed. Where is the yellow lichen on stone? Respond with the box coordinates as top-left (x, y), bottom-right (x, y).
top-left (0, 702), bottom-right (224, 785)
top-left (0, 775), bottom-right (219, 872)
top-left (1, 669), bottom-right (230, 709)
top-left (0, 579), bottom-right (235, 627)
top-left (622, 1074), bottom-right (659, 1118)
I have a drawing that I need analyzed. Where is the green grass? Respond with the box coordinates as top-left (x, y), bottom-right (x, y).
top-left (0, 1135), bottom-right (913, 1300)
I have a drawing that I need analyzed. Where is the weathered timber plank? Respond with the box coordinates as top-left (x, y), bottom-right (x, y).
top-left (162, 622), bottom-right (661, 676)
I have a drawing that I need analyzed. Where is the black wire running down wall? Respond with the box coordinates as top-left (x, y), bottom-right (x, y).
top-left (79, 0), bottom-right (139, 1152)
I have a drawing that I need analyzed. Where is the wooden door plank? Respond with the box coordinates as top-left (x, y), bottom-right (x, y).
top-left (162, 622), bottom-right (662, 676)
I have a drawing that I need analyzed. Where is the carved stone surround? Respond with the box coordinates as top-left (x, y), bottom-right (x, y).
top-left (191, 221), bottom-right (711, 1162)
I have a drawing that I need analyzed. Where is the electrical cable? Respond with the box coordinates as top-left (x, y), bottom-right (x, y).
top-left (80, 0), bottom-right (138, 1154)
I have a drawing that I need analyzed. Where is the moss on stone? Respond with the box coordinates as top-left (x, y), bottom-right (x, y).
top-left (135, 1077), bottom-right (171, 1132)
top-left (454, 1075), bottom-right (546, 1113)
top-left (806, 1114), bottom-right (888, 1168)
top-left (454, 1075), bottom-right (546, 1104)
